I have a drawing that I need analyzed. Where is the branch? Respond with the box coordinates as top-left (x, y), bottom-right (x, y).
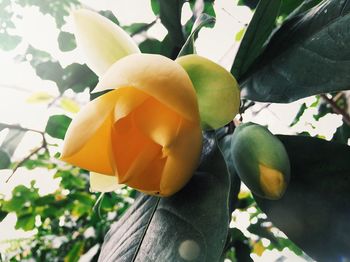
top-left (0, 84), bottom-right (32, 93)
top-left (0, 123), bottom-right (44, 135)
top-left (2, 123), bottom-right (48, 183)
top-left (5, 145), bottom-right (45, 183)
top-left (321, 94), bottom-right (350, 126)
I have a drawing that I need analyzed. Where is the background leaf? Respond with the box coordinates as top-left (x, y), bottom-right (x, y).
top-left (0, 128), bottom-right (26, 169)
top-left (45, 115), bottom-right (72, 140)
top-left (0, 33), bottom-right (21, 51)
top-left (231, 0), bottom-right (282, 80)
top-left (157, 0), bottom-right (185, 50)
top-left (254, 135), bottom-right (350, 261)
top-left (58, 31), bottom-right (77, 52)
top-left (177, 13), bottom-right (216, 57)
top-left (240, 0), bottom-right (350, 102)
top-left (98, 132), bottom-right (240, 262)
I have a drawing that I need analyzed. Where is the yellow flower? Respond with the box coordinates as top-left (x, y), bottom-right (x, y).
top-left (60, 9), bottom-right (240, 196)
top-left (61, 53), bottom-right (202, 196)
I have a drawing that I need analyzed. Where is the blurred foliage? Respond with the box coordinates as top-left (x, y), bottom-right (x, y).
top-left (0, 158), bottom-right (135, 261)
top-left (0, 0), bottom-right (349, 261)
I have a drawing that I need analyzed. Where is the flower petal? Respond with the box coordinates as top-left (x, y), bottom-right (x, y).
top-left (160, 120), bottom-right (202, 196)
top-left (93, 54), bottom-right (200, 123)
top-left (111, 115), bottom-right (165, 193)
top-left (133, 97), bottom-right (181, 148)
top-left (90, 172), bottom-right (123, 192)
top-left (113, 87), bottom-right (149, 121)
top-left (176, 55), bottom-right (240, 129)
top-left (61, 90), bottom-right (120, 175)
top-left (73, 9), bottom-right (140, 77)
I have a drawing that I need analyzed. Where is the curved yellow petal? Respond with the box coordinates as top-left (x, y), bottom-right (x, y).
top-left (110, 113), bottom-right (165, 192)
top-left (61, 90), bottom-right (120, 175)
top-left (93, 54), bottom-right (200, 123)
top-left (176, 55), bottom-right (240, 129)
top-left (133, 97), bottom-right (181, 148)
top-left (90, 172), bottom-right (123, 192)
top-left (159, 120), bottom-right (202, 196)
top-left (113, 87), bottom-right (149, 121)
top-left (73, 9), bottom-right (140, 77)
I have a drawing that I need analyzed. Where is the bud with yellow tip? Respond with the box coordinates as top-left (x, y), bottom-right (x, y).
top-left (231, 123), bottom-right (290, 200)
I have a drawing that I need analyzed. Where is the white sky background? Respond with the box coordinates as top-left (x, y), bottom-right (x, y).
top-left (0, 0), bottom-right (343, 260)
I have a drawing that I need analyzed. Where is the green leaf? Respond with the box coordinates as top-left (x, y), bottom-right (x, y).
top-left (151, 0), bottom-right (160, 15)
top-left (0, 150), bottom-right (11, 169)
top-left (15, 213), bottom-right (36, 231)
top-left (0, 32), bottom-right (21, 51)
top-left (45, 115), bottom-right (72, 140)
top-left (139, 39), bottom-right (163, 54)
top-left (158, 0), bottom-right (185, 47)
top-left (26, 92), bottom-right (54, 104)
top-left (240, 0), bottom-right (350, 102)
top-left (290, 103), bottom-right (307, 126)
top-left (59, 97), bottom-right (80, 113)
top-left (0, 210), bottom-right (8, 222)
top-left (0, 128), bottom-right (26, 169)
top-left (254, 135), bottom-right (350, 261)
top-left (238, 0), bottom-right (259, 9)
top-left (123, 22), bottom-right (153, 36)
top-left (58, 31), bottom-right (77, 52)
top-left (98, 131), bottom-right (240, 261)
top-left (35, 61), bottom-right (64, 84)
top-left (332, 122), bottom-right (350, 144)
top-left (177, 13), bottom-right (216, 57)
top-left (99, 10), bottom-right (119, 25)
top-left (235, 28), bottom-right (246, 42)
top-left (61, 63), bottom-right (98, 93)
top-left (139, 35), bottom-right (177, 58)
top-left (231, 0), bottom-right (281, 79)
top-left (64, 241), bottom-right (84, 262)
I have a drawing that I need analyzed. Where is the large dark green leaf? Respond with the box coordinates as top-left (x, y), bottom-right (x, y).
top-left (240, 0), bottom-right (350, 102)
top-left (45, 115), bottom-right (72, 140)
top-left (238, 0), bottom-right (259, 9)
top-left (254, 135), bottom-right (350, 261)
top-left (158, 0), bottom-right (185, 47)
top-left (333, 122), bottom-right (350, 144)
top-left (98, 131), bottom-right (240, 261)
top-left (231, 0), bottom-right (282, 80)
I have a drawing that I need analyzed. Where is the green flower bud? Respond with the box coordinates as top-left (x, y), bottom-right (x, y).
top-left (176, 55), bottom-right (240, 130)
top-left (231, 122), bottom-right (290, 200)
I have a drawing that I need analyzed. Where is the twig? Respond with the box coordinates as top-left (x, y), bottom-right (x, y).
top-left (2, 123), bottom-right (48, 183)
top-left (5, 146), bottom-right (44, 183)
top-left (0, 123), bottom-right (44, 135)
top-left (321, 94), bottom-right (350, 126)
top-left (0, 84), bottom-right (32, 93)
top-left (47, 93), bottom-right (64, 108)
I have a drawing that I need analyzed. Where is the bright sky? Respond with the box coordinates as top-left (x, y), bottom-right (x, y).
top-left (0, 0), bottom-right (342, 260)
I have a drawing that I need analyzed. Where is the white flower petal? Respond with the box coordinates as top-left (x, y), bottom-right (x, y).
top-left (90, 172), bottom-right (123, 192)
top-left (73, 9), bottom-right (140, 77)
